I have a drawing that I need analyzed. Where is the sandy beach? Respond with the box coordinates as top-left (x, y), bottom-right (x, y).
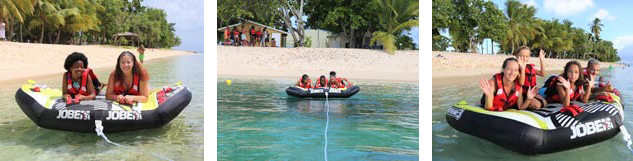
top-left (0, 41), bottom-right (193, 85)
top-left (432, 51), bottom-right (619, 87)
top-left (217, 46), bottom-right (419, 82)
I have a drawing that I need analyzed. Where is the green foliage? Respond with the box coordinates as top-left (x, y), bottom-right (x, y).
top-left (370, 0), bottom-right (418, 54)
top-left (396, 34), bottom-right (417, 50)
top-left (2, 0), bottom-right (180, 48)
top-left (305, 36), bottom-right (312, 48)
top-left (433, 0), bottom-right (620, 62)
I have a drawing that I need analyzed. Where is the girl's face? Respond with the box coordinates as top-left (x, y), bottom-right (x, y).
top-left (71, 60), bottom-right (85, 77)
top-left (119, 55), bottom-right (134, 74)
top-left (503, 61), bottom-right (520, 82)
top-left (516, 49), bottom-right (530, 64)
top-left (587, 64), bottom-right (600, 76)
top-left (320, 77), bottom-right (326, 83)
top-left (567, 64), bottom-right (580, 82)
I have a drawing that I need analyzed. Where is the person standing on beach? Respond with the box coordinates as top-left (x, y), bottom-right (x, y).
top-left (262, 27), bottom-right (268, 47)
top-left (479, 58), bottom-right (540, 111)
top-left (250, 26), bottom-right (256, 47)
top-left (515, 46), bottom-right (547, 109)
top-left (0, 20), bottom-right (5, 41)
top-left (137, 44), bottom-right (146, 64)
top-left (106, 51), bottom-right (150, 104)
top-left (233, 26), bottom-right (240, 46)
top-left (241, 25), bottom-right (248, 46)
top-left (224, 27), bottom-right (230, 45)
top-left (62, 52), bottom-right (100, 104)
top-left (255, 27), bottom-right (262, 47)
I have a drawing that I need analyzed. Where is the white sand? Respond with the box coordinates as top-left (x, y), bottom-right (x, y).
top-left (217, 46), bottom-right (419, 81)
top-left (0, 41), bottom-right (192, 85)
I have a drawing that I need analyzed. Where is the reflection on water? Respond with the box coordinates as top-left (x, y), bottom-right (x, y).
top-left (218, 77), bottom-right (419, 160)
top-left (0, 54), bottom-right (204, 160)
top-left (433, 67), bottom-right (633, 161)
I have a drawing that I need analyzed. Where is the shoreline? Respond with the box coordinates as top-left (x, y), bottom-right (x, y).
top-left (432, 51), bottom-right (620, 86)
top-left (217, 46), bottom-right (419, 82)
top-left (0, 41), bottom-right (193, 87)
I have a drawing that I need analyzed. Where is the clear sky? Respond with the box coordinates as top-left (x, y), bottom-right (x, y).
top-left (487, 0), bottom-right (633, 60)
top-left (143, 0), bottom-right (204, 52)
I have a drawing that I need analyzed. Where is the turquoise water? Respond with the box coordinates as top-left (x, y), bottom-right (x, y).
top-left (432, 66), bottom-right (633, 160)
top-left (217, 77), bottom-right (419, 160)
top-left (0, 54), bottom-right (204, 160)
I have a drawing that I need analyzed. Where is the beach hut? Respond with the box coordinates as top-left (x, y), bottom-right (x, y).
top-left (113, 32), bottom-right (141, 47)
top-left (217, 20), bottom-right (288, 47)
top-left (327, 31), bottom-right (383, 49)
top-left (284, 29), bottom-right (331, 48)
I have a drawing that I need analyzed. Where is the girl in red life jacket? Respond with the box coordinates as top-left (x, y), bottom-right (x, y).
top-left (546, 61), bottom-right (593, 107)
top-left (515, 46), bottom-right (547, 109)
top-left (295, 74), bottom-right (312, 88)
top-left (255, 27), bottom-right (262, 47)
top-left (106, 51), bottom-right (150, 104)
top-left (62, 52), bottom-right (97, 102)
top-left (479, 58), bottom-right (540, 111)
top-left (315, 75), bottom-right (328, 88)
top-left (329, 71), bottom-right (353, 87)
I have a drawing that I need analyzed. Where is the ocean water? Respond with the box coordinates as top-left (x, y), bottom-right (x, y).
top-left (432, 66), bottom-right (633, 161)
top-left (217, 77), bottom-right (419, 160)
top-left (0, 54), bottom-right (204, 160)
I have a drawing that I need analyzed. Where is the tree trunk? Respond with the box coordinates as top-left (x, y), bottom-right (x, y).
top-left (39, 25), bottom-right (45, 43)
top-left (55, 29), bottom-right (62, 44)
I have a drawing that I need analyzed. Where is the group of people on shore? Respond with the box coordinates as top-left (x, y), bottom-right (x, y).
top-left (223, 25), bottom-right (275, 47)
top-left (296, 71), bottom-right (354, 89)
top-left (62, 51), bottom-right (150, 105)
top-left (479, 46), bottom-right (617, 116)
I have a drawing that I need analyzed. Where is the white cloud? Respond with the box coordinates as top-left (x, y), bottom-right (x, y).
top-left (588, 9), bottom-right (616, 21)
top-left (142, 0), bottom-right (204, 52)
top-left (523, 0), bottom-right (537, 8)
top-left (612, 35), bottom-right (633, 50)
top-left (544, 0), bottom-right (594, 16)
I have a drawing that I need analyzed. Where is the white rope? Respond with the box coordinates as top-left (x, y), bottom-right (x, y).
top-left (95, 120), bottom-right (174, 161)
top-left (324, 92), bottom-right (330, 161)
top-left (620, 126), bottom-right (633, 154)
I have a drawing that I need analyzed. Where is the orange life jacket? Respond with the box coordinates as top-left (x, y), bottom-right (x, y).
top-left (298, 78), bottom-right (312, 88)
top-left (490, 73), bottom-right (521, 111)
top-left (315, 79), bottom-right (328, 88)
top-left (113, 74), bottom-right (140, 96)
top-left (66, 68), bottom-right (99, 96)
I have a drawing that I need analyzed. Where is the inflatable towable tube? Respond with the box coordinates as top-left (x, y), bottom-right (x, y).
top-left (446, 93), bottom-right (624, 155)
top-left (15, 80), bottom-right (192, 133)
top-left (286, 86), bottom-right (360, 98)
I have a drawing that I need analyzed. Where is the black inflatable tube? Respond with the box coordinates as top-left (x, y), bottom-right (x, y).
top-left (286, 86), bottom-right (360, 98)
top-left (15, 87), bottom-right (192, 133)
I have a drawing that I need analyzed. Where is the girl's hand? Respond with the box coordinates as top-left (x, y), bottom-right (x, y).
top-left (587, 74), bottom-right (596, 89)
top-left (539, 49), bottom-right (545, 59)
top-left (518, 57), bottom-right (526, 69)
top-left (557, 76), bottom-right (570, 90)
top-left (479, 78), bottom-right (494, 97)
top-left (124, 95), bottom-right (134, 104)
top-left (527, 86), bottom-right (538, 100)
top-left (64, 94), bottom-right (71, 101)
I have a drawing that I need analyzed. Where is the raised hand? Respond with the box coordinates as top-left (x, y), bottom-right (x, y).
top-left (539, 49), bottom-right (545, 59)
top-left (527, 86), bottom-right (539, 100)
top-left (587, 73), bottom-right (596, 89)
top-left (479, 78), bottom-right (494, 97)
top-left (557, 76), bottom-right (570, 90)
top-left (518, 57), bottom-right (526, 69)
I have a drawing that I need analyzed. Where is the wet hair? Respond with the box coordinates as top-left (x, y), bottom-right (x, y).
top-left (114, 51), bottom-right (149, 85)
top-left (329, 71), bottom-right (336, 76)
top-left (561, 60), bottom-right (584, 87)
top-left (513, 46), bottom-right (531, 56)
top-left (319, 75), bottom-right (326, 84)
top-left (302, 74), bottom-right (309, 80)
top-left (501, 57), bottom-right (518, 70)
top-left (587, 59), bottom-right (600, 69)
top-left (64, 52), bottom-right (88, 71)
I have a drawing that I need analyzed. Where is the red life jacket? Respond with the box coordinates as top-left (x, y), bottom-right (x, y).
top-left (490, 73), bottom-right (521, 111)
top-left (114, 74), bottom-right (141, 96)
top-left (256, 31), bottom-right (262, 37)
top-left (251, 29), bottom-right (255, 35)
top-left (546, 78), bottom-right (584, 102)
top-left (298, 78), bottom-right (312, 88)
top-left (335, 78), bottom-right (345, 87)
top-left (315, 79), bottom-right (328, 88)
top-left (66, 68), bottom-right (98, 96)
top-left (523, 64), bottom-right (537, 87)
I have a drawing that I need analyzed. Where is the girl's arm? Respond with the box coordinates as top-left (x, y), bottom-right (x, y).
top-left (125, 79), bottom-right (149, 103)
top-left (537, 50), bottom-right (546, 76)
top-left (62, 74), bottom-right (70, 100)
top-left (105, 72), bottom-right (117, 101)
top-left (556, 84), bottom-right (570, 107)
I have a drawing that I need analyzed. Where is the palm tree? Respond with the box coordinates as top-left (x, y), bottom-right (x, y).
top-left (0, 0), bottom-right (36, 41)
top-left (55, 0), bottom-right (103, 44)
top-left (369, 0), bottom-right (419, 54)
top-left (589, 18), bottom-right (603, 42)
top-left (503, 0), bottom-right (542, 54)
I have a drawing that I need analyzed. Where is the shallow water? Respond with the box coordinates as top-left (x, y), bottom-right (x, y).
top-left (0, 54), bottom-right (204, 160)
top-left (217, 77), bottom-right (419, 160)
top-left (432, 66), bottom-right (633, 160)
